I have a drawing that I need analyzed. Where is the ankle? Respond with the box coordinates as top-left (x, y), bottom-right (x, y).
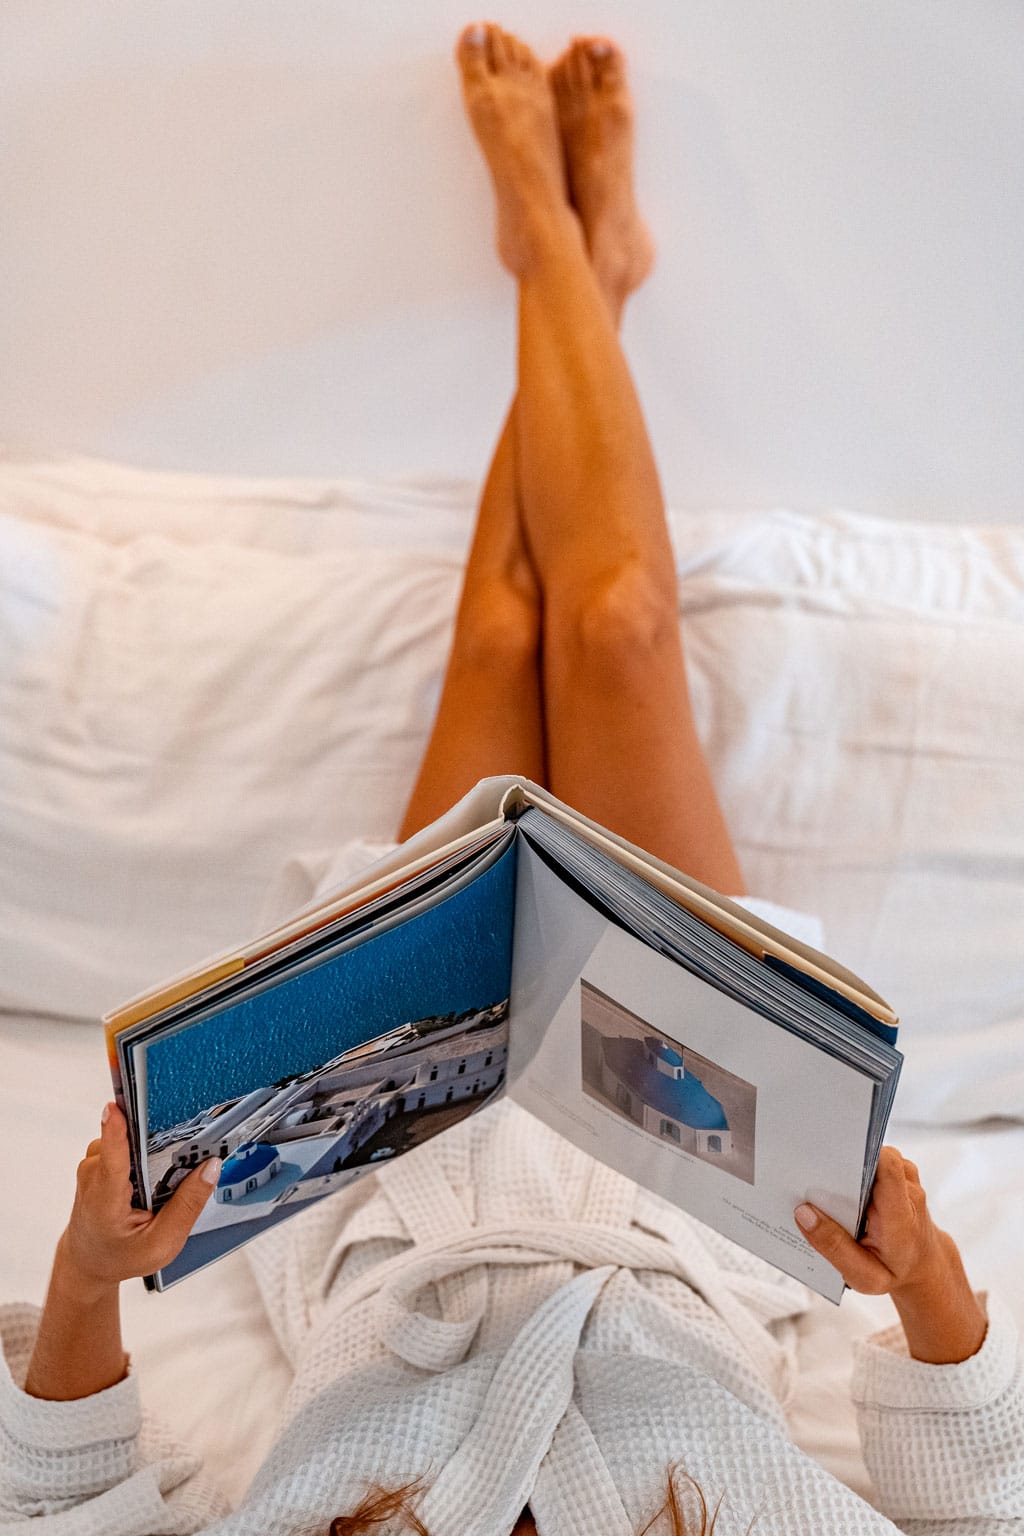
top-left (518, 201), bottom-right (587, 274)
top-left (591, 258), bottom-right (629, 326)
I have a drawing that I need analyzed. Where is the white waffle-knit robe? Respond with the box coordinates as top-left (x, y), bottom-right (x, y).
top-left (3, 1104), bottom-right (1024, 1536)
top-left (2, 865), bottom-right (1021, 1536)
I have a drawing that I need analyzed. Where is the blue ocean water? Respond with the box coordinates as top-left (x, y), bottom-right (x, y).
top-left (145, 843), bottom-right (517, 1133)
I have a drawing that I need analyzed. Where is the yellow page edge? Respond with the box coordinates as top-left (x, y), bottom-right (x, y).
top-left (103, 816), bottom-right (509, 1036)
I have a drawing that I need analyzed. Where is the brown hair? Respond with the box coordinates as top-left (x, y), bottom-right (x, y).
top-left (326, 1465), bottom-right (759, 1534)
top-left (327, 1478), bottom-right (430, 1535)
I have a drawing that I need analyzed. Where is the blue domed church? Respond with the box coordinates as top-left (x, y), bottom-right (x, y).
top-left (600, 1035), bottom-right (733, 1157)
top-left (214, 1141), bottom-right (282, 1204)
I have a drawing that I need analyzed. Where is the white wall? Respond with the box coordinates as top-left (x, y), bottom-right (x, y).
top-left (2, 0), bottom-right (1022, 520)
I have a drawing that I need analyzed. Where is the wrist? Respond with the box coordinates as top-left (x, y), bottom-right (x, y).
top-left (24, 1236), bottom-right (127, 1402)
top-left (890, 1236), bottom-right (987, 1364)
top-left (53, 1232), bottom-right (119, 1309)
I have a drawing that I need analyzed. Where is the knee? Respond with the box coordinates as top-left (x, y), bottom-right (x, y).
top-left (457, 582), bottom-right (540, 672)
top-left (551, 564), bottom-right (679, 669)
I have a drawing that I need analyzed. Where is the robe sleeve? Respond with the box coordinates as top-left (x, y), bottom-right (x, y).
top-left (0, 1302), bottom-right (230, 1533)
top-left (852, 1291), bottom-right (1024, 1534)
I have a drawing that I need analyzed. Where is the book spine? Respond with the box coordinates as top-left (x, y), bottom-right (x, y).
top-left (763, 955), bottom-right (899, 1045)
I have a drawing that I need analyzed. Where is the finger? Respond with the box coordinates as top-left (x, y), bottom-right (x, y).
top-left (77, 1131), bottom-right (106, 1184)
top-left (869, 1149), bottom-right (914, 1226)
top-left (879, 1145), bottom-right (923, 1192)
top-left (141, 1159), bottom-right (221, 1271)
top-left (876, 1145), bottom-right (907, 1182)
top-left (794, 1203), bottom-right (895, 1294)
top-left (99, 1102), bottom-right (133, 1185)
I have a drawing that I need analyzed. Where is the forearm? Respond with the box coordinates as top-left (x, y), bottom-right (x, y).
top-left (23, 1234), bottom-right (128, 1400)
top-left (890, 1232), bottom-right (988, 1365)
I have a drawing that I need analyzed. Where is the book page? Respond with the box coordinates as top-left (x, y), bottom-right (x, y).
top-left (507, 842), bottom-right (874, 1302)
top-left (141, 838), bottom-right (518, 1287)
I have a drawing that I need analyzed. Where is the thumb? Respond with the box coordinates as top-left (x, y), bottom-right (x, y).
top-left (794, 1202), bottom-right (893, 1295)
top-left (144, 1158), bottom-right (221, 1271)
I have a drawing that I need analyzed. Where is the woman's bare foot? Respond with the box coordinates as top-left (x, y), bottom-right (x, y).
top-left (456, 22), bottom-right (572, 275)
top-left (550, 37), bottom-right (655, 315)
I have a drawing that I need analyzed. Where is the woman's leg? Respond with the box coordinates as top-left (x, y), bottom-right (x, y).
top-left (397, 400), bottom-right (545, 840)
top-left (399, 32), bottom-right (650, 843)
top-left (458, 26), bottom-right (744, 892)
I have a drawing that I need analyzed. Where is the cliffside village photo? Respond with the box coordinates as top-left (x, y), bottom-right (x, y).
top-left (147, 999), bottom-right (508, 1229)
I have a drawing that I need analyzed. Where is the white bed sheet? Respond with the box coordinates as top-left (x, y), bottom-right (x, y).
top-left (3, 1009), bottom-right (1021, 1511)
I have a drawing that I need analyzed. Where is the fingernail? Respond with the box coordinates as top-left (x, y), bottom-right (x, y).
top-left (101, 1103), bottom-right (112, 1125)
top-left (466, 23), bottom-right (486, 46)
top-left (795, 1203), bottom-right (818, 1231)
top-left (589, 40), bottom-right (612, 57)
top-left (202, 1156), bottom-right (223, 1186)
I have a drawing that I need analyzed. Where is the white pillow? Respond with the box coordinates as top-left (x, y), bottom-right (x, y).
top-left (0, 455), bottom-right (466, 1022)
top-left (674, 511), bottom-right (1024, 1124)
top-left (1, 453), bottom-right (1021, 1125)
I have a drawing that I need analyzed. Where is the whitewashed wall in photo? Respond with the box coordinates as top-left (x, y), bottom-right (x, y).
top-left (2, 0), bottom-right (1022, 520)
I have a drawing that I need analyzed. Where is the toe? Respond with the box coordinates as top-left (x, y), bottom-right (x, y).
top-left (487, 24), bottom-right (508, 71)
top-left (569, 38), bottom-right (594, 89)
top-left (508, 30), bottom-right (541, 76)
top-left (590, 38), bottom-right (625, 89)
top-left (456, 22), bottom-right (489, 79)
top-left (509, 32), bottom-right (530, 70)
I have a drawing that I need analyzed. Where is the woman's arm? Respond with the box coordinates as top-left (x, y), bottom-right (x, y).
top-left (885, 1234), bottom-right (988, 1366)
top-left (0, 1104), bottom-right (230, 1530)
top-left (24, 1102), bottom-right (219, 1401)
top-left (23, 1240), bottom-right (126, 1401)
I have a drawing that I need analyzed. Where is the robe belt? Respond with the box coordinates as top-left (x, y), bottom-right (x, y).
top-left (314, 1215), bottom-right (793, 1401)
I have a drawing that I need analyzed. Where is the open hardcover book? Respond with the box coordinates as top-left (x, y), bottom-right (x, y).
top-left (105, 776), bottom-right (902, 1302)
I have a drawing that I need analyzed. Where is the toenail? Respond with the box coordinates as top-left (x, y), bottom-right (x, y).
top-left (466, 23), bottom-right (486, 46)
top-left (588, 40), bottom-right (611, 57)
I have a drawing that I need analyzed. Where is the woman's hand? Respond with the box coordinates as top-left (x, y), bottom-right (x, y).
top-left (794, 1146), bottom-right (941, 1296)
top-left (61, 1101), bottom-right (220, 1297)
top-left (24, 1105), bottom-right (220, 1401)
top-left (794, 1145), bottom-right (988, 1363)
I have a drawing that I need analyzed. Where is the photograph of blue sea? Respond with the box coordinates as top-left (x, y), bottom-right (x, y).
top-left (144, 843), bottom-right (517, 1135)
